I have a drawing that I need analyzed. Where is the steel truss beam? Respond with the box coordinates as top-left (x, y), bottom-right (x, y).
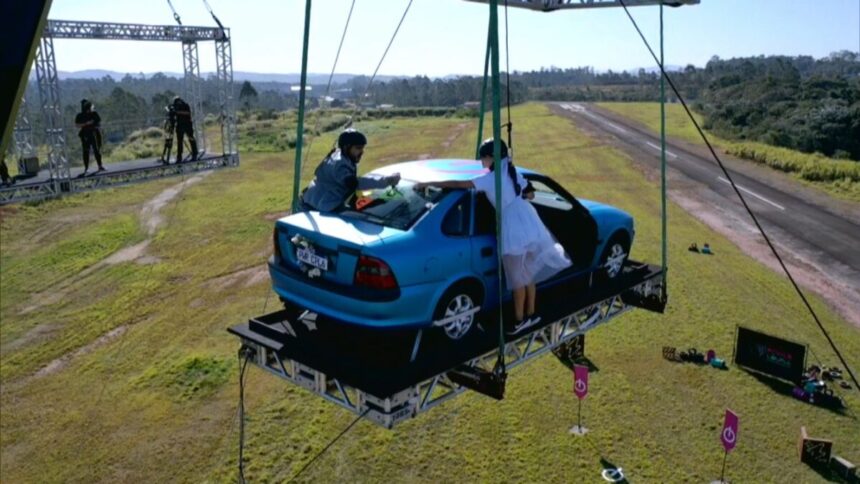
top-left (0, 155), bottom-right (237, 205)
top-left (45, 19), bottom-right (228, 42)
top-left (34, 35), bottom-right (69, 184)
top-left (182, 41), bottom-right (207, 153)
top-left (235, 271), bottom-right (663, 429)
top-left (67, 155), bottom-right (237, 192)
top-left (12, 95), bottom-right (37, 162)
top-left (4, 19), bottom-right (239, 205)
top-left (215, 39), bottom-right (238, 157)
top-left (463, 0), bottom-right (698, 11)
top-left (0, 180), bottom-right (59, 204)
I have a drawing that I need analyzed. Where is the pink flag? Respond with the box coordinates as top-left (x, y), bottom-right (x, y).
top-left (573, 364), bottom-right (589, 400)
top-left (721, 409), bottom-right (739, 453)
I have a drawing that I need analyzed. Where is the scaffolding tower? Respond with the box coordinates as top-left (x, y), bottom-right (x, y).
top-left (2, 19), bottom-right (240, 205)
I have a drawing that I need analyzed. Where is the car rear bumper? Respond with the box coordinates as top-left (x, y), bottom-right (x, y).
top-left (268, 257), bottom-right (435, 330)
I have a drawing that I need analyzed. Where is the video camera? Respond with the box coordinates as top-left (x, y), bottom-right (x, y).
top-left (164, 104), bottom-right (177, 125)
top-left (160, 105), bottom-right (178, 163)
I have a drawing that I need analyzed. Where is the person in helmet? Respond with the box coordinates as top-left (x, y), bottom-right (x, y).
top-left (74, 99), bottom-right (105, 174)
top-left (414, 138), bottom-right (571, 334)
top-left (298, 129), bottom-right (400, 212)
top-left (172, 96), bottom-right (198, 163)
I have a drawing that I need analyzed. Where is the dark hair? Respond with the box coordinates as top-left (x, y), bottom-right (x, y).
top-left (338, 128), bottom-right (367, 149)
top-left (479, 138), bottom-right (508, 159)
top-left (480, 138), bottom-right (521, 196)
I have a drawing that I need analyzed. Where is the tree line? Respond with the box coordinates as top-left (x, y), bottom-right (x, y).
top-left (19, 51), bottom-right (860, 160)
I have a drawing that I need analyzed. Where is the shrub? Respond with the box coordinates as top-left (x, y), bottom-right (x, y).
top-left (726, 141), bottom-right (860, 183)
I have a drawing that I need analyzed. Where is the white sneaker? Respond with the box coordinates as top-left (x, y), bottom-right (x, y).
top-left (508, 315), bottom-right (542, 336)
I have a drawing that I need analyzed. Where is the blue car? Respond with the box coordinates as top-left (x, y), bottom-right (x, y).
top-left (270, 159), bottom-right (634, 340)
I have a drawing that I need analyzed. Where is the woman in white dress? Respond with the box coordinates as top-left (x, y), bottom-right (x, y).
top-left (414, 139), bottom-right (571, 334)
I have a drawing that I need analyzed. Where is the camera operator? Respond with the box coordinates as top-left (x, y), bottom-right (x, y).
top-left (160, 104), bottom-right (178, 163)
top-left (75, 99), bottom-right (105, 174)
top-left (172, 96), bottom-right (198, 163)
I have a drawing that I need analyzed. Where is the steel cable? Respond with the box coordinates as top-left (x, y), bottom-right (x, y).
top-left (617, 0), bottom-right (858, 391)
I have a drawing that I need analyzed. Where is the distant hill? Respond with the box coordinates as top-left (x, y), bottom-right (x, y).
top-left (48, 68), bottom-right (686, 82)
top-left (47, 70), bottom-right (403, 84)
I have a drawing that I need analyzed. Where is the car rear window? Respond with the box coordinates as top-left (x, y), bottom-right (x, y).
top-left (340, 180), bottom-right (446, 230)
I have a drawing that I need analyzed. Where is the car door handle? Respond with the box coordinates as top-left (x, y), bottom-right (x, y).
top-left (481, 247), bottom-right (493, 258)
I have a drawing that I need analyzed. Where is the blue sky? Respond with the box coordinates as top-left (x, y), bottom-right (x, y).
top-left (48, 0), bottom-right (860, 76)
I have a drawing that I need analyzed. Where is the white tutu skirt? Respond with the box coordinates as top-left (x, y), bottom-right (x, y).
top-left (499, 199), bottom-right (572, 290)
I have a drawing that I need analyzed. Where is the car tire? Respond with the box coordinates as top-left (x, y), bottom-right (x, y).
top-left (597, 233), bottom-right (630, 282)
top-left (433, 282), bottom-right (482, 341)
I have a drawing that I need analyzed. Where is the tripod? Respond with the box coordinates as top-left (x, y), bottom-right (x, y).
top-left (160, 109), bottom-right (177, 164)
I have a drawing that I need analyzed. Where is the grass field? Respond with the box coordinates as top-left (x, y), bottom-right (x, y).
top-left (597, 102), bottom-right (860, 202)
top-left (1, 103), bottom-right (858, 483)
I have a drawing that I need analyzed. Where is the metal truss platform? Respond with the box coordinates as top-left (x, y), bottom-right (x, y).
top-left (0, 154), bottom-right (238, 204)
top-left (229, 261), bottom-right (665, 428)
top-left (463, 0), bottom-right (698, 12)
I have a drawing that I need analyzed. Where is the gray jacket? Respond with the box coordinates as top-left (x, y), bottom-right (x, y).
top-left (300, 150), bottom-right (396, 212)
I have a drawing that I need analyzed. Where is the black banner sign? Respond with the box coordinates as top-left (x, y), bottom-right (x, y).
top-left (734, 326), bottom-right (807, 383)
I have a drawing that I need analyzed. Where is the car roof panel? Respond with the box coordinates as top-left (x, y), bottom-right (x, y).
top-left (369, 159), bottom-right (539, 182)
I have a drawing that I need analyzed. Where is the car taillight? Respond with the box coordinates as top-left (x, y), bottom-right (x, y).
top-left (273, 228), bottom-right (282, 261)
top-left (354, 255), bottom-right (398, 290)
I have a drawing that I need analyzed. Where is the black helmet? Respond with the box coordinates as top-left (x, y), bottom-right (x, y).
top-left (478, 138), bottom-right (508, 159)
top-left (337, 128), bottom-right (367, 149)
top-left (81, 99), bottom-right (92, 111)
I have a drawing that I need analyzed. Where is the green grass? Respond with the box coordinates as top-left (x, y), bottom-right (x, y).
top-left (102, 127), bottom-right (166, 163)
top-left (1, 104), bottom-right (858, 483)
top-left (597, 102), bottom-right (860, 202)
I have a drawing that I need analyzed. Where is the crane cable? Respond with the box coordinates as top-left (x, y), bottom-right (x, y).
top-left (617, 0), bottom-right (859, 391)
top-left (166, 0), bottom-right (182, 25)
top-left (294, 0), bottom-right (413, 210)
top-left (286, 410), bottom-right (368, 482)
top-left (344, 0), bottom-right (415, 129)
top-left (202, 0), bottom-right (228, 38)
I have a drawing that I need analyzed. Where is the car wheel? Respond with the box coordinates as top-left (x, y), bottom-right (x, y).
top-left (434, 283), bottom-right (481, 341)
top-left (598, 234), bottom-right (629, 281)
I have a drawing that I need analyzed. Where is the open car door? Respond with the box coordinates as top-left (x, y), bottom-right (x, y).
top-left (524, 174), bottom-right (599, 272)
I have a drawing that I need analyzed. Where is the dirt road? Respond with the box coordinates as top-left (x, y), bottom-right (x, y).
top-left (551, 102), bottom-right (860, 327)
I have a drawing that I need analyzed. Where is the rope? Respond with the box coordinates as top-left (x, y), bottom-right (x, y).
top-left (475, 23), bottom-right (492, 159)
top-left (237, 350), bottom-right (251, 483)
top-left (202, 0), bottom-right (227, 35)
top-left (166, 0), bottom-right (182, 25)
top-left (287, 410), bottom-right (369, 482)
top-left (325, 0), bottom-right (356, 98)
top-left (340, 0), bottom-right (415, 131)
top-left (293, 0), bottom-right (412, 211)
top-left (358, 0), bottom-right (414, 107)
top-left (617, 0), bottom-right (859, 392)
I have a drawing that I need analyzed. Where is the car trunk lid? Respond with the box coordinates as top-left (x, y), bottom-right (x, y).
top-left (275, 212), bottom-right (384, 285)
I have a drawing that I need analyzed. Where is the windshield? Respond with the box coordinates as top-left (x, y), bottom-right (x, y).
top-left (340, 180), bottom-right (447, 230)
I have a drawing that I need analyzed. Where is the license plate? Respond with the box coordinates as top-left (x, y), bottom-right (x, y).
top-left (297, 247), bottom-right (328, 271)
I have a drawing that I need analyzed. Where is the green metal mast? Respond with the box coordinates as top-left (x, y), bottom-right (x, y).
top-left (291, 0), bottom-right (312, 213)
top-left (475, 25), bottom-right (492, 158)
top-left (488, 0), bottom-right (506, 371)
